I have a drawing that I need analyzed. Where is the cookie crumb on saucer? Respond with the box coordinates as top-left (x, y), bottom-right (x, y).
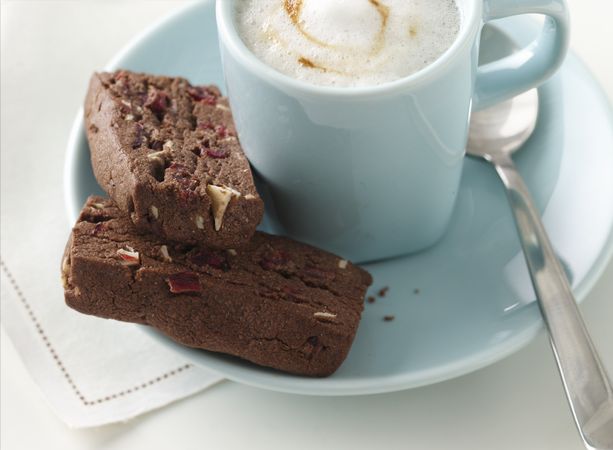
top-left (378, 286), bottom-right (389, 297)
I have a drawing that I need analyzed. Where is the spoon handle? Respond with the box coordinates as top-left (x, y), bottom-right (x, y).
top-left (494, 155), bottom-right (613, 450)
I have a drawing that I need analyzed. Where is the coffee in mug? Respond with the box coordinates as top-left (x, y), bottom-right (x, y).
top-left (236, 0), bottom-right (460, 87)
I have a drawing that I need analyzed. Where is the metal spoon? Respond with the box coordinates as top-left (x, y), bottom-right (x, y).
top-left (467, 89), bottom-right (613, 450)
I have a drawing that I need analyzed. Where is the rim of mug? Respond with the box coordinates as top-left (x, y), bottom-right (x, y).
top-left (215, 0), bottom-right (481, 98)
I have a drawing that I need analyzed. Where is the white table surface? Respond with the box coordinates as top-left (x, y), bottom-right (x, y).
top-left (1, 1), bottom-right (612, 449)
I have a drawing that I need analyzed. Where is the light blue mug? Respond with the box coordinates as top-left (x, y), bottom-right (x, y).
top-left (216, 0), bottom-right (569, 262)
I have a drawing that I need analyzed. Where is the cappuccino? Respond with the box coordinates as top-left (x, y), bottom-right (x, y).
top-left (236, 0), bottom-right (460, 87)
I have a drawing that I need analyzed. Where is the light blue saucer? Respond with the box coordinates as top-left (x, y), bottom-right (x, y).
top-left (64, 1), bottom-right (613, 395)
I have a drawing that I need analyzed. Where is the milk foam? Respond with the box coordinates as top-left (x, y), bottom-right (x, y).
top-left (236, 0), bottom-right (461, 87)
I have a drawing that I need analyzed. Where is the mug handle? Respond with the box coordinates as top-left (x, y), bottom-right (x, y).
top-left (474, 0), bottom-right (570, 110)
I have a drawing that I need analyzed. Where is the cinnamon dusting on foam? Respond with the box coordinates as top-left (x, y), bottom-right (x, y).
top-left (284, 0), bottom-right (389, 55)
top-left (284, 0), bottom-right (390, 73)
top-left (283, 0), bottom-right (301, 23)
top-left (408, 23), bottom-right (419, 38)
top-left (284, 0), bottom-right (329, 48)
top-left (368, 0), bottom-right (390, 55)
top-left (298, 57), bottom-right (319, 69)
top-left (297, 56), bottom-right (348, 75)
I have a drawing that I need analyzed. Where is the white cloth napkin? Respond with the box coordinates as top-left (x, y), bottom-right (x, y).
top-left (0, 126), bottom-right (223, 429)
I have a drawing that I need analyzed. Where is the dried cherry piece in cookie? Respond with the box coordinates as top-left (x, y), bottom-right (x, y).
top-left (260, 249), bottom-right (298, 278)
top-left (144, 88), bottom-right (170, 118)
top-left (165, 163), bottom-right (198, 193)
top-left (187, 86), bottom-right (218, 105)
top-left (190, 249), bottom-right (230, 272)
top-left (204, 146), bottom-right (230, 159)
top-left (167, 272), bottom-right (201, 293)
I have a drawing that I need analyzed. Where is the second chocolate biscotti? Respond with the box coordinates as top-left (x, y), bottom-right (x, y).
top-left (84, 70), bottom-right (264, 249)
top-left (63, 196), bottom-right (372, 377)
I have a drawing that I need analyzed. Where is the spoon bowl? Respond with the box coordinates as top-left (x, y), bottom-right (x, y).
top-left (468, 89), bottom-right (539, 160)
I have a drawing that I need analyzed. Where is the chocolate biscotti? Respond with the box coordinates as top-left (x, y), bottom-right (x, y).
top-left (63, 196), bottom-right (372, 377)
top-left (84, 70), bottom-right (263, 249)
